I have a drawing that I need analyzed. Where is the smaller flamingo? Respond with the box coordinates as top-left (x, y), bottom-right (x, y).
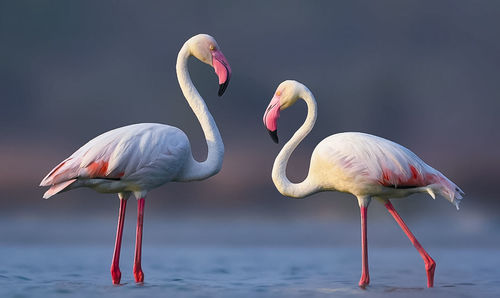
top-left (263, 80), bottom-right (463, 288)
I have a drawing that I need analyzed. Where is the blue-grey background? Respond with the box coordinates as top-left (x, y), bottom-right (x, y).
top-left (1, 1), bottom-right (499, 297)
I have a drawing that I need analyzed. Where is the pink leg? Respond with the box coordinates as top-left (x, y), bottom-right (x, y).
top-left (384, 200), bottom-right (436, 288)
top-left (359, 205), bottom-right (370, 288)
top-left (111, 198), bottom-right (127, 285)
top-left (133, 198), bottom-right (145, 283)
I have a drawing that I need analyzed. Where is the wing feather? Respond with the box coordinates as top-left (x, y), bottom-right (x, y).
top-left (40, 123), bottom-right (189, 187)
top-left (318, 132), bottom-right (439, 187)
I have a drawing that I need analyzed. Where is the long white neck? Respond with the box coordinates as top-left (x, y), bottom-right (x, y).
top-left (175, 43), bottom-right (224, 181)
top-left (272, 87), bottom-right (320, 198)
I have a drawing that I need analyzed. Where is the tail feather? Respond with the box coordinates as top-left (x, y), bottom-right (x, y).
top-left (43, 179), bottom-right (77, 199)
top-left (426, 188), bottom-right (436, 200)
top-left (40, 158), bottom-right (77, 186)
top-left (41, 161), bottom-right (64, 186)
top-left (426, 175), bottom-right (464, 210)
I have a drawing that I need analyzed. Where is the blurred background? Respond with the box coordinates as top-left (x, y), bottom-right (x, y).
top-left (1, 2), bottom-right (500, 296)
top-left (1, 1), bottom-right (499, 246)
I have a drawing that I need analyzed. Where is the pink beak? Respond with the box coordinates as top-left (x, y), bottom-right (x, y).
top-left (212, 50), bottom-right (231, 96)
top-left (263, 95), bottom-right (281, 143)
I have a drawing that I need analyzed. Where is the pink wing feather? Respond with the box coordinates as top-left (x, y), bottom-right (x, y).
top-left (40, 123), bottom-right (189, 199)
top-left (319, 132), bottom-right (463, 208)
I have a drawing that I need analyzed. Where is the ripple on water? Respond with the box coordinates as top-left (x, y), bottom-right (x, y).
top-left (176, 285), bottom-right (194, 292)
top-left (253, 285), bottom-right (270, 293)
top-left (442, 282), bottom-right (476, 288)
top-left (383, 286), bottom-right (425, 293)
top-left (54, 288), bottom-right (72, 294)
top-left (209, 268), bottom-right (230, 274)
top-left (317, 287), bottom-right (359, 294)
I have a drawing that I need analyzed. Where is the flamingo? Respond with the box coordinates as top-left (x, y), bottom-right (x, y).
top-left (39, 34), bottom-right (231, 285)
top-left (263, 80), bottom-right (463, 288)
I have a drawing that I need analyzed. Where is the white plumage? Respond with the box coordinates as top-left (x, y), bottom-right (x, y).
top-left (41, 123), bottom-right (190, 197)
top-left (263, 80), bottom-right (463, 288)
top-left (310, 132), bottom-right (463, 208)
top-left (39, 34), bottom-right (231, 285)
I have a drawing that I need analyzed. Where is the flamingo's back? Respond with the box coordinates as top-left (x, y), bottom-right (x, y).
top-left (40, 123), bottom-right (191, 198)
top-left (311, 132), bottom-right (463, 208)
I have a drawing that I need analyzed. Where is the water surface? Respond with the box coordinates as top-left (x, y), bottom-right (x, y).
top-left (1, 217), bottom-right (498, 298)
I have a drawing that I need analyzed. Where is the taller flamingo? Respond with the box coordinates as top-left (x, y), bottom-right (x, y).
top-left (263, 80), bottom-right (463, 288)
top-left (40, 34), bottom-right (231, 285)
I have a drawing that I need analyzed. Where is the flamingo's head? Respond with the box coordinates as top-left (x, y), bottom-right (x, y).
top-left (263, 80), bottom-right (303, 143)
top-left (188, 34), bottom-right (231, 96)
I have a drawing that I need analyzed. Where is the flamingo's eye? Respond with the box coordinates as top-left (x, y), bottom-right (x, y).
top-left (275, 90), bottom-right (281, 96)
top-left (209, 45), bottom-right (215, 51)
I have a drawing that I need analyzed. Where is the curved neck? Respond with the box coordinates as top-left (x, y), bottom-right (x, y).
top-left (272, 87), bottom-right (319, 198)
top-left (176, 43), bottom-right (224, 181)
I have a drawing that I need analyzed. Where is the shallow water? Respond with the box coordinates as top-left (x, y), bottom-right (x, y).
top-left (1, 217), bottom-right (499, 298)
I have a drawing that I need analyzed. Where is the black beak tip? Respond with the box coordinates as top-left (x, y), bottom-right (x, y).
top-left (218, 83), bottom-right (227, 97)
top-left (217, 71), bottom-right (230, 97)
top-left (268, 130), bottom-right (279, 144)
